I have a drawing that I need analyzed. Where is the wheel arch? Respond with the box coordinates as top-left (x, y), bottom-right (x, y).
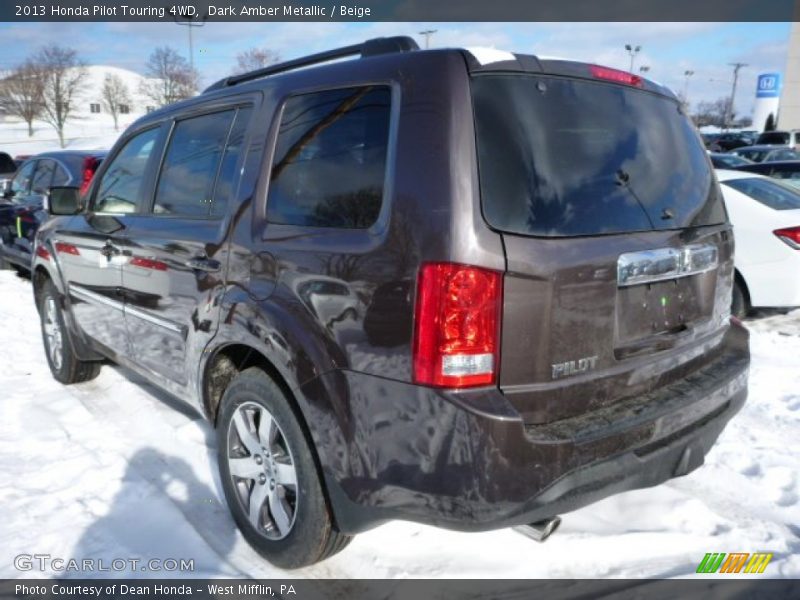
top-left (734, 268), bottom-right (752, 309)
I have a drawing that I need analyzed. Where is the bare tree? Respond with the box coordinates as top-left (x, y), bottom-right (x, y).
top-left (692, 97), bottom-right (732, 129)
top-left (36, 45), bottom-right (88, 148)
top-left (235, 47), bottom-right (281, 74)
top-left (140, 46), bottom-right (197, 107)
top-left (101, 73), bottom-right (132, 131)
top-left (0, 60), bottom-right (44, 137)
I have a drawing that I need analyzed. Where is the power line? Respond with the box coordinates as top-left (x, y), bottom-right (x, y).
top-left (725, 62), bottom-right (747, 129)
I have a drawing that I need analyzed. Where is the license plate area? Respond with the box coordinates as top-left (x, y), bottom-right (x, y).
top-left (615, 244), bottom-right (718, 345)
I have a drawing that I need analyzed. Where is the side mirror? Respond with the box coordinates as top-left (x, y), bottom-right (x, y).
top-left (1, 179), bottom-right (11, 199)
top-left (47, 186), bottom-right (82, 216)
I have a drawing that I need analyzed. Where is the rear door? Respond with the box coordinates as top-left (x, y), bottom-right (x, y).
top-left (471, 72), bottom-right (732, 423)
top-left (56, 126), bottom-right (165, 357)
top-left (121, 103), bottom-right (254, 387)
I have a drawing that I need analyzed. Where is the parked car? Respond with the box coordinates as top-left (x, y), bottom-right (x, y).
top-left (701, 132), bottom-right (721, 149)
top-left (0, 152), bottom-right (17, 181)
top-left (717, 170), bottom-right (800, 315)
top-left (755, 129), bottom-right (800, 149)
top-left (730, 145), bottom-right (800, 163)
top-left (0, 150), bottom-right (104, 271)
top-left (708, 132), bottom-right (754, 152)
top-left (13, 154), bottom-right (32, 169)
top-left (709, 152), bottom-right (753, 169)
top-left (733, 160), bottom-right (800, 190)
top-left (31, 37), bottom-right (749, 568)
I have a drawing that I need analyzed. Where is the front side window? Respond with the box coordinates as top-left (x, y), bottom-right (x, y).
top-left (154, 110), bottom-right (235, 217)
top-left (266, 86), bottom-right (391, 229)
top-left (51, 164), bottom-right (70, 187)
top-left (94, 127), bottom-right (160, 214)
top-left (31, 159), bottom-right (55, 194)
top-left (10, 161), bottom-right (35, 198)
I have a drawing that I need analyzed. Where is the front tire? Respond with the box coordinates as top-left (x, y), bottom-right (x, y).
top-left (217, 367), bottom-right (352, 568)
top-left (38, 279), bottom-right (101, 384)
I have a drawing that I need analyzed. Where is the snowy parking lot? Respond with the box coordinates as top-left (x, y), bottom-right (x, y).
top-left (0, 268), bottom-right (798, 579)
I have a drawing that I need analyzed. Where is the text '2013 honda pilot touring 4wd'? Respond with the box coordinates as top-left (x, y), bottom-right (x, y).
top-left (33, 37), bottom-right (749, 568)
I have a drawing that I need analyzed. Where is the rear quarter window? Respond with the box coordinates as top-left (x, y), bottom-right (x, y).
top-left (266, 86), bottom-right (391, 229)
top-left (472, 74), bottom-right (726, 236)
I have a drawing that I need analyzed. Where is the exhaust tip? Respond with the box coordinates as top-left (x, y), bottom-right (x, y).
top-left (513, 516), bottom-right (562, 543)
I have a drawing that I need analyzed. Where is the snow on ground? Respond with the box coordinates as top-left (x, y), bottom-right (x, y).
top-left (0, 268), bottom-right (798, 579)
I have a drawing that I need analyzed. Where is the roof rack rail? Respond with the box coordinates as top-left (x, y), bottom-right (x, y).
top-left (203, 36), bottom-right (419, 93)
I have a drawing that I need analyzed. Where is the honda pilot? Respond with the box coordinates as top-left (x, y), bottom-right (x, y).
top-left (32, 37), bottom-right (749, 568)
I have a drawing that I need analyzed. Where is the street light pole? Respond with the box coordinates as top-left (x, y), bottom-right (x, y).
top-left (725, 62), bottom-right (747, 130)
top-left (683, 69), bottom-right (695, 103)
top-left (419, 29), bottom-right (437, 49)
top-left (175, 14), bottom-right (208, 72)
top-left (624, 44), bottom-right (641, 72)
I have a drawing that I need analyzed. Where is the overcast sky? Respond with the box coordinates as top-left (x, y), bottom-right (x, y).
top-left (0, 21), bottom-right (790, 116)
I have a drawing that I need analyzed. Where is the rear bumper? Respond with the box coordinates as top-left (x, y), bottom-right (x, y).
top-left (306, 321), bottom-right (749, 534)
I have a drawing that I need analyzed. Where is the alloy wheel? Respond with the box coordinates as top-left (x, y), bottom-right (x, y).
top-left (227, 401), bottom-right (298, 540)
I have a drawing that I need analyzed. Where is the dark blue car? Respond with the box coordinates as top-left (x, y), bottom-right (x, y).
top-left (0, 150), bottom-right (105, 271)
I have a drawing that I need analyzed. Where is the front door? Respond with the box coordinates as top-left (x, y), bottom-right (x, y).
top-left (58, 126), bottom-right (164, 357)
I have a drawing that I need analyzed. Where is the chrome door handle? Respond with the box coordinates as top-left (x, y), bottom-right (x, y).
top-left (186, 257), bottom-right (221, 272)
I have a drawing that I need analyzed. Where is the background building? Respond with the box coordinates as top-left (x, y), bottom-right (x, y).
top-left (779, 20), bottom-right (800, 130)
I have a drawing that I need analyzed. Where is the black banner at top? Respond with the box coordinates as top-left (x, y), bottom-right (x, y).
top-left (2, 0), bottom-right (800, 22)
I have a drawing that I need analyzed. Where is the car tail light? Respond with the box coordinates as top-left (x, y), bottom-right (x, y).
top-left (80, 156), bottom-right (101, 195)
top-left (54, 241), bottom-right (80, 256)
top-left (413, 262), bottom-right (502, 388)
top-left (590, 65), bottom-right (643, 87)
top-left (773, 226), bottom-right (800, 249)
top-left (35, 244), bottom-right (50, 261)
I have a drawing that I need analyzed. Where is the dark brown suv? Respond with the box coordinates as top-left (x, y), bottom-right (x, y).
top-left (32, 37), bottom-right (749, 568)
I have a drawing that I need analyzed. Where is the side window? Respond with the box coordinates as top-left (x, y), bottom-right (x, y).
top-left (153, 110), bottom-right (235, 217)
top-left (10, 161), bottom-right (36, 197)
top-left (94, 127), bottom-right (160, 214)
top-left (51, 164), bottom-right (70, 187)
top-left (266, 86), bottom-right (391, 229)
top-left (211, 107), bottom-right (252, 218)
top-left (31, 159), bottom-right (55, 194)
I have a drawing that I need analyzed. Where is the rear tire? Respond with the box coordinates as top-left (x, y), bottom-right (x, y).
top-left (38, 279), bottom-right (101, 384)
top-left (217, 367), bottom-right (352, 568)
top-left (731, 278), bottom-right (750, 319)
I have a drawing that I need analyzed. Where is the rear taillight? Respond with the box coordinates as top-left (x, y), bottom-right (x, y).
top-left (773, 226), bottom-right (800, 249)
top-left (590, 65), bottom-right (643, 87)
top-left (35, 244), bottom-right (50, 261)
top-left (80, 156), bottom-right (101, 195)
top-left (412, 262), bottom-right (502, 388)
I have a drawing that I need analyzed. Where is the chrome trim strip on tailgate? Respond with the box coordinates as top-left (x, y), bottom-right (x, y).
top-left (617, 244), bottom-right (718, 287)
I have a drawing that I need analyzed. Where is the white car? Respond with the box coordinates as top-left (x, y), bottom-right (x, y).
top-left (717, 169), bottom-right (800, 316)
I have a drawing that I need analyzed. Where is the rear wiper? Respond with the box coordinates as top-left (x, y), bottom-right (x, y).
top-left (614, 168), bottom-right (656, 229)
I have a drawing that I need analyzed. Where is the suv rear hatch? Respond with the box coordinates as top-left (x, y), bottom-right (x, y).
top-left (471, 65), bottom-right (734, 424)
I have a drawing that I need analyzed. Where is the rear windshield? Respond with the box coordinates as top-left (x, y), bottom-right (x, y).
top-left (472, 74), bottom-right (726, 237)
top-left (757, 132), bottom-right (790, 145)
top-left (723, 177), bottom-right (800, 210)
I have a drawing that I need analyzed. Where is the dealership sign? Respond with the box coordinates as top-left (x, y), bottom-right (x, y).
top-left (756, 73), bottom-right (782, 98)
